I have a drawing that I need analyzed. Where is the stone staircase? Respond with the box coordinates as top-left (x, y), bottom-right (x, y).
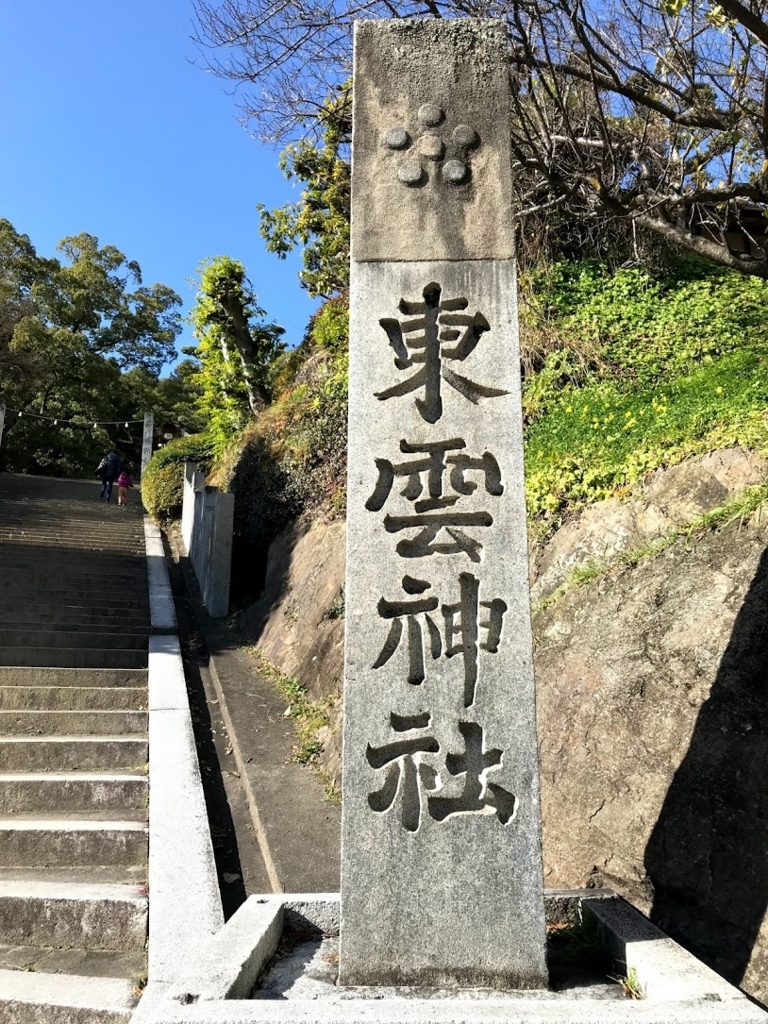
top-left (0, 474), bottom-right (150, 1022)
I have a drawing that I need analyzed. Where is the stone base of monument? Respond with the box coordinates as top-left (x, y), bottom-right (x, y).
top-left (133, 890), bottom-right (768, 1024)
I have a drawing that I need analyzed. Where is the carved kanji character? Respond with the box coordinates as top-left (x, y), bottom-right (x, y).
top-left (442, 572), bottom-right (508, 707)
top-left (366, 439), bottom-right (502, 563)
top-left (428, 721), bottom-right (517, 825)
top-left (375, 283), bottom-right (509, 423)
top-left (374, 575), bottom-right (441, 685)
top-left (367, 712), bottom-right (439, 832)
top-left (374, 573), bottom-right (507, 703)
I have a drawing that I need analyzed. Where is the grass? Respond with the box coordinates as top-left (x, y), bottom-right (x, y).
top-left (323, 587), bottom-right (345, 621)
top-left (250, 648), bottom-right (341, 803)
top-left (547, 913), bottom-right (645, 999)
top-left (132, 971), bottom-right (148, 998)
top-left (609, 965), bottom-right (644, 999)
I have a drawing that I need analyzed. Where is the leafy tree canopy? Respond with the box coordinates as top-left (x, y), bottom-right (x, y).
top-left (0, 218), bottom-right (189, 475)
top-left (258, 84), bottom-right (351, 297)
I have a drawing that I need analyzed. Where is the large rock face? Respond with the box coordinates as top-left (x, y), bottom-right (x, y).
top-left (535, 517), bottom-right (768, 1001)
top-left (531, 447), bottom-right (768, 603)
top-left (242, 448), bottom-right (768, 1004)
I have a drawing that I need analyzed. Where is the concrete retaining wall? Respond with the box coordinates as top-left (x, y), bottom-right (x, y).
top-left (181, 462), bottom-right (234, 619)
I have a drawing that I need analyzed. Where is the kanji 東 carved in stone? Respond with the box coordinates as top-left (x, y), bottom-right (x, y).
top-left (375, 283), bottom-right (509, 423)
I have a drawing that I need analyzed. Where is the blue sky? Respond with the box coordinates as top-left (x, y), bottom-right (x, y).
top-left (0, 1), bottom-right (317, 371)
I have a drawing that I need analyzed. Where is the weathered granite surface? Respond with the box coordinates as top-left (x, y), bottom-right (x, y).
top-left (536, 513), bottom-right (768, 1002)
top-left (531, 448), bottom-right (768, 603)
top-left (342, 17), bottom-right (546, 990)
top-left (351, 20), bottom-right (514, 264)
top-left (342, 261), bottom-right (547, 988)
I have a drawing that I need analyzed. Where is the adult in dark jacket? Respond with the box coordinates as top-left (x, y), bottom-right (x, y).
top-left (97, 450), bottom-right (121, 502)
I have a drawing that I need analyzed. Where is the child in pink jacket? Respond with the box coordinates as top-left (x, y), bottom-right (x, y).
top-left (117, 470), bottom-right (134, 508)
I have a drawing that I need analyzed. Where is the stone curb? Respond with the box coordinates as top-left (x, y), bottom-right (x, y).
top-left (168, 896), bottom-right (284, 1003)
top-left (148, 635), bottom-right (189, 712)
top-left (144, 518), bottom-right (178, 634)
top-left (585, 897), bottom-right (743, 1003)
top-left (133, 517), bottom-right (224, 1022)
top-left (121, 1001), bottom-right (768, 1024)
top-left (202, 652), bottom-right (282, 894)
top-left (146, 705), bottom-right (224, 982)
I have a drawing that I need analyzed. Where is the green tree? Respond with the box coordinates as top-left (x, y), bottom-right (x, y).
top-left (0, 218), bottom-right (183, 474)
top-left (258, 84), bottom-right (351, 298)
top-left (187, 256), bottom-right (286, 450)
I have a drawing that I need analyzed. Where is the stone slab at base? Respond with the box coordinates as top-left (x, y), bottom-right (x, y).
top-left (133, 893), bottom-right (768, 1024)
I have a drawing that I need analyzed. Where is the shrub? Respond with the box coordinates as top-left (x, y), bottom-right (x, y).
top-left (141, 433), bottom-right (215, 523)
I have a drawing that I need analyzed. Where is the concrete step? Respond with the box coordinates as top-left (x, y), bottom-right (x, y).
top-left (0, 591), bottom-right (148, 609)
top-left (0, 527), bottom-right (144, 539)
top-left (0, 612), bottom-right (150, 629)
top-left (0, 598), bottom-right (151, 614)
top-left (0, 631), bottom-right (149, 650)
top-left (0, 965), bottom-right (136, 1023)
top-left (0, 624), bottom-right (151, 641)
top-left (0, 816), bottom-right (148, 868)
top-left (0, 554), bottom-right (145, 570)
top-left (0, 525), bottom-right (141, 533)
top-left (0, 649), bottom-right (148, 670)
top-left (0, 521), bottom-right (143, 532)
top-left (0, 736), bottom-right (147, 772)
top-left (0, 687), bottom-right (147, 711)
top-left (0, 711), bottom-right (147, 736)
top-left (0, 668), bottom-right (147, 688)
top-left (0, 878), bottom-right (147, 950)
top-left (0, 526), bottom-right (145, 542)
top-left (0, 553), bottom-right (144, 568)
top-left (0, 579), bottom-right (146, 597)
top-left (0, 808), bottom-right (146, 822)
top-left (0, 572), bottom-right (146, 587)
top-left (0, 941), bottom-right (145, 978)
top-left (0, 570), bottom-right (147, 589)
top-left (0, 772), bottom-right (147, 814)
top-left (0, 577), bottom-right (148, 593)
top-left (0, 542), bottom-right (145, 560)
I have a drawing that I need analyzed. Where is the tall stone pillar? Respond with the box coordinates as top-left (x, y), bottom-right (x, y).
top-left (0, 399), bottom-right (5, 454)
top-left (141, 412), bottom-right (154, 480)
top-left (339, 19), bottom-right (547, 990)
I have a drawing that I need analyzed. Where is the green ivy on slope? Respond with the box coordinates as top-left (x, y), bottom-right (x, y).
top-left (523, 258), bottom-right (768, 534)
top-left (214, 295), bottom-right (349, 556)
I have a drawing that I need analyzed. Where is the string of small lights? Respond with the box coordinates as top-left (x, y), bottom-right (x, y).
top-left (2, 408), bottom-right (144, 429)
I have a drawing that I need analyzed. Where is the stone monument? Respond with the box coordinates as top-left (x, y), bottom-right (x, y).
top-left (340, 18), bottom-right (548, 990)
top-left (141, 411), bottom-right (155, 480)
top-left (0, 398), bottom-right (5, 452)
